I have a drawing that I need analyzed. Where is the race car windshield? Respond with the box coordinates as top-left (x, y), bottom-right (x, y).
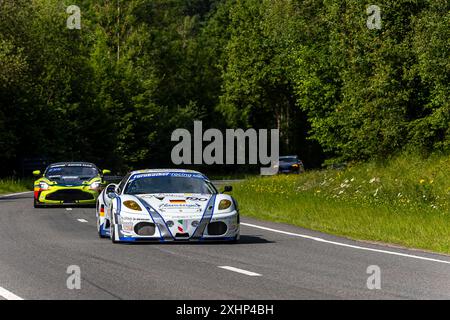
top-left (45, 166), bottom-right (99, 178)
top-left (124, 176), bottom-right (216, 195)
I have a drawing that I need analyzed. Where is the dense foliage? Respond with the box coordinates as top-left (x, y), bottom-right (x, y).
top-left (0, 0), bottom-right (448, 175)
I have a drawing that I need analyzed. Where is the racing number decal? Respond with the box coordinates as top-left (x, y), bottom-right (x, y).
top-left (186, 197), bottom-right (208, 202)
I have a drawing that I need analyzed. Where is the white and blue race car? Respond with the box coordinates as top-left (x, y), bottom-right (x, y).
top-left (96, 169), bottom-right (240, 243)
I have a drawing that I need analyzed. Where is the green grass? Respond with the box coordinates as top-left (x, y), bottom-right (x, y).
top-left (0, 178), bottom-right (33, 195)
top-left (233, 155), bottom-right (450, 254)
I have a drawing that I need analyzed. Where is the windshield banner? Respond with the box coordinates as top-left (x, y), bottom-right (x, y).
top-left (129, 172), bottom-right (205, 182)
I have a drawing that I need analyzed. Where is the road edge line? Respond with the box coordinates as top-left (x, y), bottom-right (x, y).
top-left (241, 222), bottom-right (450, 265)
top-left (0, 191), bottom-right (33, 199)
top-left (0, 287), bottom-right (24, 300)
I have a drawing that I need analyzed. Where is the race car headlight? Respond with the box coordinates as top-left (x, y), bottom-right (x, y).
top-left (89, 181), bottom-right (101, 190)
top-left (89, 181), bottom-right (101, 189)
top-left (218, 199), bottom-right (232, 211)
top-left (123, 200), bottom-right (142, 212)
top-left (39, 182), bottom-right (49, 190)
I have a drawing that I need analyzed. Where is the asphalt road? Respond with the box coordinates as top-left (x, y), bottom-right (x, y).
top-left (0, 192), bottom-right (449, 300)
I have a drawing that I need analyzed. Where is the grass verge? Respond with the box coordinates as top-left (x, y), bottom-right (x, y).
top-left (0, 178), bottom-right (33, 195)
top-left (233, 155), bottom-right (450, 254)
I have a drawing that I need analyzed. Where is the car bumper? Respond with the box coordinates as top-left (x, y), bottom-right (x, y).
top-left (35, 187), bottom-right (99, 205)
top-left (117, 236), bottom-right (239, 243)
top-left (113, 211), bottom-right (240, 242)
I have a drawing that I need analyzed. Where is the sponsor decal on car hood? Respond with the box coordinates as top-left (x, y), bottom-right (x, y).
top-left (135, 193), bottom-right (216, 239)
top-left (139, 193), bottom-right (211, 218)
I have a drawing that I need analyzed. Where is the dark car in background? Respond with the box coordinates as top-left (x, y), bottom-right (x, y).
top-left (276, 156), bottom-right (305, 174)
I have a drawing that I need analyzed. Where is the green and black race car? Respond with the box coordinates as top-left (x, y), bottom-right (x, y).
top-left (33, 162), bottom-right (110, 208)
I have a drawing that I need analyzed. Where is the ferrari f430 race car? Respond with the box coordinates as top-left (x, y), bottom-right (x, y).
top-left (33, 162), bottom-right (110, 207)
top-left (96, 169), bottom-right (240, 243)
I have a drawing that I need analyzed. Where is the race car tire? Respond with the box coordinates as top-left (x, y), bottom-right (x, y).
top-left (98, 230), bottom-right (108, 239)
top-left (33, 199), bottom-right (44, 208)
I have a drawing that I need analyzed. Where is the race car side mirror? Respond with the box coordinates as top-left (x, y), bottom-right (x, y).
top-left (102, 169), bottom-right (111, 175)
top-left (223, 185), bottom-right (232, 193)
top-left (33, 170), bottom-right (41, 176)
top-left (106, 184), bottom-right (117, 195)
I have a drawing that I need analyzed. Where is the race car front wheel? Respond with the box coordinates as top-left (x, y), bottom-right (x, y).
top-left (33, 199), bottom-right (44, 208)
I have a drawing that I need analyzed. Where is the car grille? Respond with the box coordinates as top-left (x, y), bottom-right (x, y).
top-left (207, 221), bottom-right (228, 236)
top-left (46, 189), bottom-right (94, 201)
top-left (175, 232), bottom-right (190, 239)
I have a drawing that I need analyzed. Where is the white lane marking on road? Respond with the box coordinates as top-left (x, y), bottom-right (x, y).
top-left (241, 222), bottom-right (450, 265)
top-left (0, 191), bottom-right (33, 198)
top-left (77, 219), bottom-right (88, 223)
top-left (218, 266), bottom-right (262, 276)
top-left (0, 287), bottom-right (24, 300)
top-left (66, 208), bottom-right (73, 211)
